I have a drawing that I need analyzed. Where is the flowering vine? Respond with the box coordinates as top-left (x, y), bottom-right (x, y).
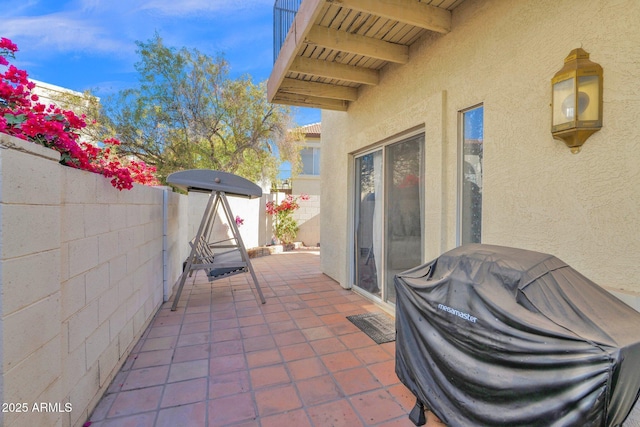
top-left (266, 193), bottom-right (310, 244)
top-left (0, 37), bottom-right (158, 190)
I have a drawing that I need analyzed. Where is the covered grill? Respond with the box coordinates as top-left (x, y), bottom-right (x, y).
top-left (395, 244), bottom-right (640, 426)
top-left (167, 169), bottom-right (265, 310)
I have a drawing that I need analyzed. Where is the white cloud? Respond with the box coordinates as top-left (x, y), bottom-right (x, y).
top-left (137, 0), bottom-right (272, 16)
top-left (2, 14), bottom-right (128, 56)
top-left (3, 0), bottom-right (277, 55)
top-left (1, 0), bottom-right (41, 16)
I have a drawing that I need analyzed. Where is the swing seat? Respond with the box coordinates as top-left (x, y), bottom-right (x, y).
top-left (207, 266), bottom-right (246, 280)
top-left (203, 249), bottom-right (247, 281)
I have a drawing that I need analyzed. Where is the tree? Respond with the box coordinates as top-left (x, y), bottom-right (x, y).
top-left (104, 34), bottom-right (302, 183)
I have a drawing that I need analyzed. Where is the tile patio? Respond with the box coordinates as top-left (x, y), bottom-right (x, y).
top-left (86, 250), bottom-right (443, 427)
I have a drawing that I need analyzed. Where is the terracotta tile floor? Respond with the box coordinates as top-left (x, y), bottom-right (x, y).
top-left (87, 250), bottom-right (444, 427)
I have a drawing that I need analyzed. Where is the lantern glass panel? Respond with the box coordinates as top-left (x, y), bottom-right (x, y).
top-left (577, 75), bottom-right (599, 122)
top-left (553, 77), bottom-right (575, 127)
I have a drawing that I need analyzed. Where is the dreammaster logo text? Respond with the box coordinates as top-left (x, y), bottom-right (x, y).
top-left (437, 303), bottom-right (478, 323)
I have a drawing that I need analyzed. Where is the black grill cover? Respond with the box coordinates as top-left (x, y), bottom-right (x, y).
top-left (395, 244), bottom-right (640, 427)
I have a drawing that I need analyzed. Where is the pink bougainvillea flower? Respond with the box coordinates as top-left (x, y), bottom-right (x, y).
top-left (0, 37), bottom-right (18, 53)
top-left (0, 37), bottom-right (158, 190)
top-left (265, 194), bottom-right (309, 243)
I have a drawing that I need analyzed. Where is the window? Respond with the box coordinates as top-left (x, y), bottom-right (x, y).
top-left (300, 147), bottom-right (320, 175)
top-left (459, 105), bottom-right (483, 245)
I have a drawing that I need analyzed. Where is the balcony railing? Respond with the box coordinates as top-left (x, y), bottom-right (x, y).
top-left (273, 0), bottom-right (302, 63)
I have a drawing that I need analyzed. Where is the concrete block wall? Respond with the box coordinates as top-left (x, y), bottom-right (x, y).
top-left (293, 195), bottom-right (321, 247)
top-left (0, 134), bottom-right (188, 427)
top-left (266, 192), bottom-right (320, 247)
top-left (0, 135), bottom-right (64, 427)
top-left (164, 190), bottom-right (189, 302)
top-left (188, 191), bottom-right (269, 250)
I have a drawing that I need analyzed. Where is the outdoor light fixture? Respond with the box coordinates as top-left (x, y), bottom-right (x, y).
top-left (551, 48), bottom-right (603, 153)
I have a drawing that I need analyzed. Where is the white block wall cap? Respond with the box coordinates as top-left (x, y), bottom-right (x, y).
top-left (0, 133), bottom-right (60, 161)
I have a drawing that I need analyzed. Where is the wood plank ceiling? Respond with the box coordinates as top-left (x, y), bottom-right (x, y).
top-left (268, 0), bottom-right (466, 111)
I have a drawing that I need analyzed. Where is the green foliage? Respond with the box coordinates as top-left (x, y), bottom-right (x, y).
top-left (266, 194), bottom-right (309, 244)
top-left (102, 33), bottom-right (302, 183)
top-left (273, 210), bottom-right (299, 244)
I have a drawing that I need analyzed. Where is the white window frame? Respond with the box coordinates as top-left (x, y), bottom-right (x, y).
top-left (300, 146), bottom-right (321, 176)
top-left (457, 104), bottom-right (484, 246)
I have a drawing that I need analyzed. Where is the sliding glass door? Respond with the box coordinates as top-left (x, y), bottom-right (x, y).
top-left (354, 133), bottom-right (424, 305)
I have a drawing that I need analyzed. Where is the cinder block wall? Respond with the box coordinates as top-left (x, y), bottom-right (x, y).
top-left (187, 192), bottom-right (264, 250)
top-left (267, 192), bottom-right (320, 247)
top-left (293, 195), bottom-right (320, 247)
top-left (0, 134), bottom-right (188, 427)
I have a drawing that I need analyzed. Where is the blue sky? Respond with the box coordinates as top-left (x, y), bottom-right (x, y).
top-left (0, 0), bottom-right (320, 127)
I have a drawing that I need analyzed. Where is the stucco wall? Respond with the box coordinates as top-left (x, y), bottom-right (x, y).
top-left (292, 175), bottom-right (321, 196)
top-left (0, 134), bottom-right (189, 427)
top-left (321, 0), bottom-right (640, 308)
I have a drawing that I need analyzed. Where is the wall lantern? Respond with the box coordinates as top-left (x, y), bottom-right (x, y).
top-left (551, 48), bottom-right (603, 153)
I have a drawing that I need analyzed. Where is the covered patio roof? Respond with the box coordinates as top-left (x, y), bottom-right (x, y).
top-left (268, 0), bottom-right (465, 111)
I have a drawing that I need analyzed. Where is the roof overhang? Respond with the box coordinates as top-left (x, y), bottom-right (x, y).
top-left (268, 0), bottom-right (465, 111)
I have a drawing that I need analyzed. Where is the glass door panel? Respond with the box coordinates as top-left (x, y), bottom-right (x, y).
top-left (384, 135), bottom-right (423, 304)
top-left (354, 151), bottom-right (382, 298)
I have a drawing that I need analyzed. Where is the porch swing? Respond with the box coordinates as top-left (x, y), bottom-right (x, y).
top-left (167, 169), bottom-right (266, 311)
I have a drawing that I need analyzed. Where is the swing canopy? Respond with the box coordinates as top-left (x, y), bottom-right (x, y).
top-left (167, 169), bottom-right (262, 198)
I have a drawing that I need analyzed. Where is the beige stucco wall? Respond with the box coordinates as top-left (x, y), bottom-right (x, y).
top-left (321, 0), bottom-right (640, 309)
top-left (292, 176), bottom-right (321, 196)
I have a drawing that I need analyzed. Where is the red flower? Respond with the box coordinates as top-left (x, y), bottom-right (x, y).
top-left (0, 37), bottom-right (18, 53)
top-left (266, 194), bottom-right (309, 243)
top-left (0, 37), bottom-right (158, 190)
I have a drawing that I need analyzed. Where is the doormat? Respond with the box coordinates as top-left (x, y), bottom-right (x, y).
top-left (347, 313), bottom-right (396, 344)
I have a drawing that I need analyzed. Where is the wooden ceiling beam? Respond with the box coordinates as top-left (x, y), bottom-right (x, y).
top-left (290, 56), bottom-right (379, 85)
top-left (273, 92), bottom-right (349, 111)
top-left (305, 25), bottom-right (409, 64)
top-left (280, 78), bottom-right (359, 101)
top-left (328, 0), bottom-right (451, 33)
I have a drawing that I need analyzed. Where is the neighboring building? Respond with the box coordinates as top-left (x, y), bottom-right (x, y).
top-left (292, 122), bottom-right (321, 246)
top-left (291, 122), bottom-right (321, 195)
top-left (31, 79), bottom-right (94, 114)
top-left (271, 122), bottom-right (322, 246)
top-left (268, 0), bottom-right (640, 312)
top-left (31, 79), bottom-right (80, 106)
